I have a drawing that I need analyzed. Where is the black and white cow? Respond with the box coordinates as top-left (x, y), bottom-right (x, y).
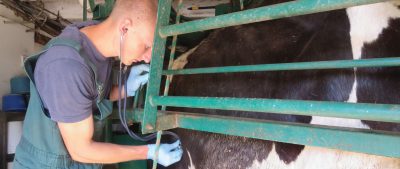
top-left (166, 1), bottom-right (400, 169)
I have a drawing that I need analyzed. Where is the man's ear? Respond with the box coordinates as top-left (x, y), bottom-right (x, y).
top-left (119, 18), bottom-right (133, 34)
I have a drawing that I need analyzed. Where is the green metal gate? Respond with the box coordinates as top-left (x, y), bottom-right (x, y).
top-left (130, 0), bottom-right (400, 159)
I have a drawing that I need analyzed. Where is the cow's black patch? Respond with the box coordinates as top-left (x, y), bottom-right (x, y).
top-left (274, 142), bottom-right (305, 164)
top-left (167, 129), bottom-right (273, 169)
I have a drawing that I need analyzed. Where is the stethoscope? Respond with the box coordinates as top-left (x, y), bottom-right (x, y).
top-left (117, 29), bottom-right (179, 142)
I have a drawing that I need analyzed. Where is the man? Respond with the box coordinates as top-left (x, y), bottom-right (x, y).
top-left (13, 0), bottom-right (182, 168)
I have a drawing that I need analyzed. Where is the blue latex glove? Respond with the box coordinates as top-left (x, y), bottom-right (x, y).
top-left (147, 141), bottom-right (183, 167)
top-left (127, 64), bottom-right (150, 96)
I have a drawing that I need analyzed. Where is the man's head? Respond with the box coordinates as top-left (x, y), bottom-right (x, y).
top-left (108, 0), bottom-right (158, 65)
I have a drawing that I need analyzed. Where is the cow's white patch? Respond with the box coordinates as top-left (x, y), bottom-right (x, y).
top-left (168, 46), bottom-right (199, 84)
top-left (311, 72), bottom-right (363, 130)
top-left (187, 150), bottom-right (196, 169)
top-left (347, 77), bottom-right (358, 103)
top-left (161, 45), bottom-right (199, 86)
top-left (310, 74), bottom-right (369, 129)
top-left (310, 77), bottom-right (369, 129)
top-left (346, 2), bottom-right (400, 60)
top-left (310, 116), bottom-right (369, 129)
top-left (172, 46), bottom-right (199, 70)
top-left (247, 145), bottom-right (400, 169)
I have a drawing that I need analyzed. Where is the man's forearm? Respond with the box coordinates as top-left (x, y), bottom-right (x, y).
top-left (58, 116), bottom-right (148, 164)
top-left (71, 141), bottom-right (148, 164)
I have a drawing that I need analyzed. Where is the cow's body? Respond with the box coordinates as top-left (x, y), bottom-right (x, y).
top-left (167, 1), bottom-right (400, 169)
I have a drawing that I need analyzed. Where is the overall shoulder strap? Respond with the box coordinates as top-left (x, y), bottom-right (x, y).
top-left (24, 37), bottom-right (83, 83)
top-left (44, 37), bottom-right (82, 51)
top-left (47, 37), bottom-right (105, 101)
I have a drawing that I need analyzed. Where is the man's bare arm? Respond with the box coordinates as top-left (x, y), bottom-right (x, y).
top-left (58, 114), bottom-right (147, 164)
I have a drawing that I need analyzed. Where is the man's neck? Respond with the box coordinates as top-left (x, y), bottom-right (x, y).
top-left (80, 21), bottom-right (118, 58)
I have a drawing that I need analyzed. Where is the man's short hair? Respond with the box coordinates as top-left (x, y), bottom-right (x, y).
top-left (109, 0), bottom-right (158, 23)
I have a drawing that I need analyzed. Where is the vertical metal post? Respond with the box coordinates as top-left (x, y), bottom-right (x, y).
top-left (88, 0), bottom-right (96, 11)
top-left (143, 0), bottom-right (173, 133)
top-left (104, 118), bottom-right (112, 143)
top-left (151, 131), bottom-right (163, 169)
top-left (162, 0), bottom-right (183, 111)
top-left (133, 89), bottom-right (140, 109)
top-left (83, 0), bottom-right (88, 21)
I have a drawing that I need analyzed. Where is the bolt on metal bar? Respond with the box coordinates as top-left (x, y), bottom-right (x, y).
top-left (152, 96), bottom-right (400, 123)
top-left (162, 0), bottom-right (183, 111)
top-left (159, 0), bottom-right (389, 37)
top-left (163, 57), bottom-right (400, 75)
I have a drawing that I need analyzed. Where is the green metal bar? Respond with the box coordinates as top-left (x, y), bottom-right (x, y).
top-left (130, 110), bottom-right (400, 157)
top-left (152, 96), bottom-right (400, 123)
top-left (176, 112), bottom-right (400, 158)
top-left (143, 0), bottom-right (173, 133)
top-left (159, 0), bottom-right (389, 37)
top-left (88, 0), bottom-right (96, 12)
top-left (83, 0), bottom-right (87, 21)
top-left (133, 89), bottom-right (140, 109)
top-left (152, 131), bottom-right (163, 169)
top-left (164, 57), bottom-right (400, 75)
top-left (162, 0), bottom-right (183, 111)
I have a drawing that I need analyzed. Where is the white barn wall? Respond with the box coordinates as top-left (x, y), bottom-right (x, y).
top-left (0, 6), bottom-right (35, 109)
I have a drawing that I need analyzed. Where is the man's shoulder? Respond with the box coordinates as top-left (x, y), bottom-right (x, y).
top-left (33, 46), bottom-right (93, 84)
top-left (37, 45), bottom-right (87, 68)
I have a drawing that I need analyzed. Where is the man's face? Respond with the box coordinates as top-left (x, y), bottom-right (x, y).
top-left (121, 21), bottom-right (155, 65)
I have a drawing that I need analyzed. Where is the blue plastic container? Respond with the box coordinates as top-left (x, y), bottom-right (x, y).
top-left (2, 94), bottom-right (27, 112)
top-left (10, 76), bottom-right (30, 94)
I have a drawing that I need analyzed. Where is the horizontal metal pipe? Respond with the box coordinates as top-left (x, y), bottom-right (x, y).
top-left (177, 112), bottom-right (400, 158)
top-left (131, 110), bottom-right (400, 157)
top-left (163, 57), bottom-right (400, 75)
top-left (159, 0), bottom-right (389, 37)
top-left (152, 96), bottom-right (400, 123)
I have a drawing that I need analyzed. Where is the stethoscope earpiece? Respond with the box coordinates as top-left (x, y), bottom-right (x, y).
top-left (122, 27), bottom-right (128, 35)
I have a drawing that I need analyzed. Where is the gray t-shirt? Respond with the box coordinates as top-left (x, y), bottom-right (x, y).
top-left (35, 21), bottom-right (113, 123)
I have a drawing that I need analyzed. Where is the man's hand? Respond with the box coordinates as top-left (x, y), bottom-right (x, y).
top-left (147, 141), bottom-right (183, 167)
top-left (127, 64), bottom-right (150, 96)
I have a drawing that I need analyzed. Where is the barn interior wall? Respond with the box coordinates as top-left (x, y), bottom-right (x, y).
top-left (0, 7), bottom-right (36, 109)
